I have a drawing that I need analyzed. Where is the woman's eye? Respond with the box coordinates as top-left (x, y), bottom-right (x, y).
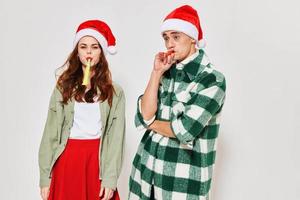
top-left (80, 46), bottom-right (86, 49)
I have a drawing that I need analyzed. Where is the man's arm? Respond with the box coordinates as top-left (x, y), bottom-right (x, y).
top-left (148, 120), bottom-right (176, 138)
top-left (140, 71), bottom-right (161, 120)
top-left (140, 52), bottom-right (175, 120)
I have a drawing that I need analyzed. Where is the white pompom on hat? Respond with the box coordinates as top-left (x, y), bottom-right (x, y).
top-left (73, 19), bottom-right (117, 55)
top-left (161, 5), bottom-right (206, 49)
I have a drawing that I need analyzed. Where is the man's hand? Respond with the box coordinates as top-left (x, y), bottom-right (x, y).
top-left (149, 120), bottom-right (176, 138)
top-left (153, 50), bottom-right (175, 74)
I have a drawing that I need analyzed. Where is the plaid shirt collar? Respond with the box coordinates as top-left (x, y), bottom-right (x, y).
top-left (176, 50), bottom-right (199, 70)
top-left (166, 49), bottom-right (210, 82)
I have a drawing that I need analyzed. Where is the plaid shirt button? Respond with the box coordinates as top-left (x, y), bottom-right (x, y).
top-left (176, 71), bottom-right (185, 81)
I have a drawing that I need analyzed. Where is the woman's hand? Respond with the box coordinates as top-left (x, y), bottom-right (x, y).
top-left (153, 51), bottom-right (175, 74)
top-left (100, 187), bottom-right (114, 200)
top-left (40, 187), bottom-right (49, 200)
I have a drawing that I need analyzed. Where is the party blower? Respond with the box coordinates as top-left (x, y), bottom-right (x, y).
top-left (82, 58), bottom-right (92, 86)
top-left (165, 50), bottom-right (175, 56)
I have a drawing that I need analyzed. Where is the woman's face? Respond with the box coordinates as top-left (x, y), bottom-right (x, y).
top-left (77, 36), bottom-right (101, 67)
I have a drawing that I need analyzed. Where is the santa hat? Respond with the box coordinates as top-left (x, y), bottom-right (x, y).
top-left (73, 20), bottom-right (117, 55)
top-left (161, 5), bottom-right (206, 49)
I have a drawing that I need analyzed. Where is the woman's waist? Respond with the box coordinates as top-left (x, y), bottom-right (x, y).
top-left (66, 138), bottom-right (100, 148)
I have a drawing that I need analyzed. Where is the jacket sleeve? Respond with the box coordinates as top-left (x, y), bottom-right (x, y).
top-left (170, 79), bottom-right (226, 148)
top-left (38, 87), bottom-right (60, 187)
top-left (101, 89), bottom-right (126, 190)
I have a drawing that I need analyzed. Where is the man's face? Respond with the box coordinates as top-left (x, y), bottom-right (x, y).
top-left (162, 31), bottom-right (196, 62)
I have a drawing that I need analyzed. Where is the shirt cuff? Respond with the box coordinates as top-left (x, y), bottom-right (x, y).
top-left (138, 97), bottom-right (156, 126)
top-left (170, 116), bottom-right (194, 150)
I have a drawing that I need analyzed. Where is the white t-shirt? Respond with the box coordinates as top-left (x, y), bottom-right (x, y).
top-left (69, 101), bottom-right (102, 139)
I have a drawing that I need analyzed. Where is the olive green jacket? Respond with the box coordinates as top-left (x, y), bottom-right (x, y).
top-left (38, 83), bottom-right (125, 190)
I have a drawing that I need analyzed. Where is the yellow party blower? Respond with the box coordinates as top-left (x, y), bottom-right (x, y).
top-left (82, 59), bottom-right (91, 86)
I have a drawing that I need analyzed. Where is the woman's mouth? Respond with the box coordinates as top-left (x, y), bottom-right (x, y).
top-left (86, 57), bottom-right (93, 61)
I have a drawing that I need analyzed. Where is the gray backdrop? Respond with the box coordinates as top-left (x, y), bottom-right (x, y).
top-left (0, 0), bottom-right (299, 199)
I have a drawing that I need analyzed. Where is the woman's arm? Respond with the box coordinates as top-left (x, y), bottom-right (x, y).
top-left (38, 87), bottom-right (59, 187)
top-left (101, 86), bottom-right (126, 190)
top-left (38, 87), bottom-right (62, 199)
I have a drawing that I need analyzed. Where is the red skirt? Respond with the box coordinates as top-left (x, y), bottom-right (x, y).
top-left (48, 139), bottom-right (120, 200)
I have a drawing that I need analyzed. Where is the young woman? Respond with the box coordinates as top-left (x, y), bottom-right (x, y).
top-left (38, 20), bottom-right (125, 200)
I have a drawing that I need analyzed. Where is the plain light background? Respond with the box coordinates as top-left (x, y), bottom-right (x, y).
top-left (0, 0), bottom-right (299, 199)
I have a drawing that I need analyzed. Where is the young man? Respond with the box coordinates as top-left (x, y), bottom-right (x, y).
top-left (129, 5), bottom-right (226, 200)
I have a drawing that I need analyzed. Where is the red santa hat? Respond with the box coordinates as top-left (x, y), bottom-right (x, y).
top-left (161, 5), bottom-right (206, 49)
top-left (73, 20), bottom-right (117, 55)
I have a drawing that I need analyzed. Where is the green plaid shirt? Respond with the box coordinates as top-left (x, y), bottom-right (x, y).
top-left (129, 49), bottom-right (226, 200)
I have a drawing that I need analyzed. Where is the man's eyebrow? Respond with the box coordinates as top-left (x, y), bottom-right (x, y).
top-left (170, 31), bottom-right (180, 35)
top-left (163, 31), bottom-right (180, 37)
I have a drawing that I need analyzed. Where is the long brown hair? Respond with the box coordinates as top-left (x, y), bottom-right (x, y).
top-left (57, 45), bottom-right (114, 106)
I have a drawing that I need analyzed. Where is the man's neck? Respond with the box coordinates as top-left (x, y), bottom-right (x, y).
top-left (176, 50), bottom-right (199, 67)
top-left (177, 48), bottom-right (197, 63)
